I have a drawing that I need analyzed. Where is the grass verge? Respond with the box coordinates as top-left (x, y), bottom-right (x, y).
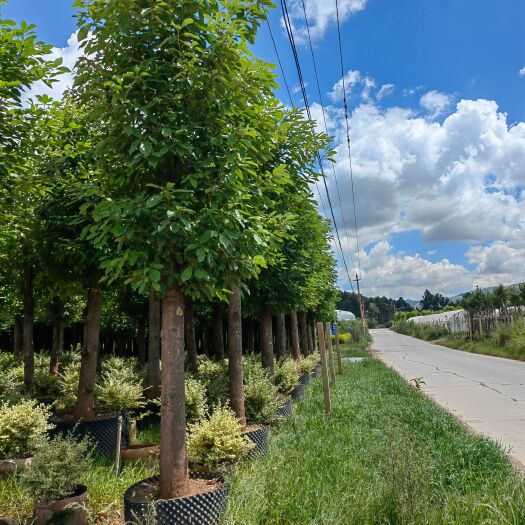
top-left (338, 333), bottom-right (371, 357)
top-left (436, 335), bottom-right (525, 362)
top-left (224, 359), bottom-right (525, 525)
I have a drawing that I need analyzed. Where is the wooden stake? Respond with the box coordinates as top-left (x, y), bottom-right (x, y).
top-left (316, 322), bottom-right (331, 415)
top-left (335, 324), bottom-right (343, 375)
top-left (325, 322), bottom-right (336, 385)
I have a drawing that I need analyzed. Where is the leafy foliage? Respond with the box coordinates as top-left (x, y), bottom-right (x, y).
top-left (187, 405), bottom-right (253, 469)
top-left (95, 356), bottom-right (146, 413)
top-left (274, 357), bottom-right (299, 394)
top-left (242, 355), bottom-right (281, 424)
top-left (21, 434), bottom-right (92, 503)
top-left (184, 377), bottom-right (207, 424)
top-left (0, 400), bottom-right (53, 459)
top-left (197, 356), bottom-right (230, 407)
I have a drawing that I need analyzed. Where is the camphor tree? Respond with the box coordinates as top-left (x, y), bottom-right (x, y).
top-left (0, 3), bottom-right (67, 390)
top-left (73, 0), bottom-right (297, 499)
top-left (245, 109), bottom-right (332, 368)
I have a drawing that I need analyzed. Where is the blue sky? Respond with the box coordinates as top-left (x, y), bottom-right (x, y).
top-left (4, 0), bottom-right (525, 299)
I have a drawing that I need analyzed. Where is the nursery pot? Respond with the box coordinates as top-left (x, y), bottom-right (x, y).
top-left (276, 397), bottom-right (292, 417)
top-left (124, 474), bottom-right (228, 525)
top-left (299, 372), bottom-right (312, 386)
top-left (242, 425), bottom-right (269, 458)
top-left (290, 383), bottom-right (306, 402)
top-left (120, 444), bottom-right (159, 466)
top-left (0, 456), bottom-right (32, 476)
top-left (33, 484), bottom-right (88, 525)
top-left (50, 414), bottom-right (125, 456)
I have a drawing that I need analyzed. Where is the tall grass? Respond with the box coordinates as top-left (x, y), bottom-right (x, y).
top-left (394, 318), bottom-right (451, 340)
top-left (224, 359), bottom-right (525, 524)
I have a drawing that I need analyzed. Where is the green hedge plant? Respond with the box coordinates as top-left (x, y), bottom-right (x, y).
top-left (274, 357), bottom-right (299, 394)
top-left (95, 356), bottom-right (146, 413)
top-left (0, 400), bottom-right (54, 460)
top-left (243, 355), bottom-right (281, 425)
top-left (187, 406), bottom-right (253, 470)
top-left (20, 434), bottom-right (92, 503)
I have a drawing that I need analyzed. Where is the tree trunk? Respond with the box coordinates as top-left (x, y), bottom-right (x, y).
top-left (228, 285), bottom-right (245, 425)
top-left (202, 328), bottom-right (210, 357)
top-left (275, 313), bottom-right (286, 360)
top-left (136, 315), bottom-right (147, 365)
top-left (245, 319), bottom-right (255, 353)
top-left (13, 317), bottom-right (22, 363)
top-left (73, 285), bottom-right (102, 420)
top-left (260, 307), bottom-right (275, 374)
top-left (307, 321), bottom-right (314, 355)
top-left (299, 311), bottom-right (308, 357)
top-left (211, 304), bottom-right (224, 360)
top-left (23, 261), bottom-right (34, 393)
top-left (160, 284), bottom-right (188, 499)
top-left (147, 292), bottom-right (161, 400)
top-left (50, 319), bottom-right (65, 375)
top-left (290, 311), bottom-right (301, 360)
top-left (184, 297), bottom-right (198, 374)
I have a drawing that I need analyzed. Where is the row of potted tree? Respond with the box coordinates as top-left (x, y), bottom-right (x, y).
top-left (1, 0), bottom-right (341, 522)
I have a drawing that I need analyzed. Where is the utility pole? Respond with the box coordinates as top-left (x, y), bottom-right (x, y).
top-left (354, 273), bottom-right (366, 331)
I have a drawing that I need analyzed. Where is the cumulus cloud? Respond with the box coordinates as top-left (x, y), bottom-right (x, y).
top-left (318, 72), bottom-right (525, 296)
top-left (519, 67), bottom-right (525, 77)
top-left (24, 32), bottom-right (82, 101)
top-left (420, 90), bottom-right (453, 119)
top-left (376, 83), bottom-right (395, 100)
top-left (284, 0), bottom-right (368, 42)
top-left (328, 69), bottom-right (378, 103)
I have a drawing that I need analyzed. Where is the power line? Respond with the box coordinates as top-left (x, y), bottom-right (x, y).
top-left (280, 0), bottom-right (355, 292)
top-left (299, 0), bottom-right (358, 274)
top-left (335, 0), bottom-right (363, 287)
top-left (266, 18), bottom-right (294, 107)
top-left (265, 15), bottom-right (348, 280)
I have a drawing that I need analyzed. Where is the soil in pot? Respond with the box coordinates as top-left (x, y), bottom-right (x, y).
top-left (33, 484), bottom-right (87, 525)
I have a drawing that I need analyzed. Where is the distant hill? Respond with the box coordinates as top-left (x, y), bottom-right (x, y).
top-left (449, 282), bottom-right (525, 303)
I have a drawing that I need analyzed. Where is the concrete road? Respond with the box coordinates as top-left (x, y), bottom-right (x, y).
top-left (371, 328), bottom-right (525, 468)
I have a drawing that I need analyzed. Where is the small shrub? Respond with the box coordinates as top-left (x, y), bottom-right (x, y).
top-left (296, 357), bottom-right (313, 376)
top-left (0, 366), bottom-right (25, 405)
top-left (33, 354), bottom-right (60, 399)
top-left (274, 357), bottom-right (299, 394)
top-left (0, 400), bottom-right (54, 459)
top-left (336, 333), bottom-right (351, 345)
top-left (242, 355), bottom-right (281, 424)
top-left (198, 356), bottom-right (229, 406)
top-left (56, 362), bottom-right (81, 414)
top-left (187, 405), bottom-right (253, 469)
top-left (95, 356), bottom-right (146, 413)
top-left (185, 377), bottom-right (207, 424)
top-left (20, 434), bottom-right (92, 503)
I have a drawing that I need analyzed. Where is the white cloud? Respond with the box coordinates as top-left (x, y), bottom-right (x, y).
top-left (328, 69), bottom-right (379, 103)
top-left (284, 0), bottom-right (368, 42)
top-left (420, 90), bottom-right (453, 119)
top-left (519, 67), bottom-right (525, 77)
top-left (24, 32), bottom-right (82, 101)
top-left (317, 73), bottom-right (525, 296)
top-left (376, 83), bottom-right (395, 100)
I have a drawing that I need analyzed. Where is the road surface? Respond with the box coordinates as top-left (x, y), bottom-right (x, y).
top-left (370, 328), bottom-right (525, 468)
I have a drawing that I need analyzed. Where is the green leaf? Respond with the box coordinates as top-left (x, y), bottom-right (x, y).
top-left (181, 18), bottom-right (194, 28)
top-left (181, 266), bottom-right (193, 282)
top-left (77, 25), bottom-right (89, 42)
top-left (146, 194), bottom-right (162, 208)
